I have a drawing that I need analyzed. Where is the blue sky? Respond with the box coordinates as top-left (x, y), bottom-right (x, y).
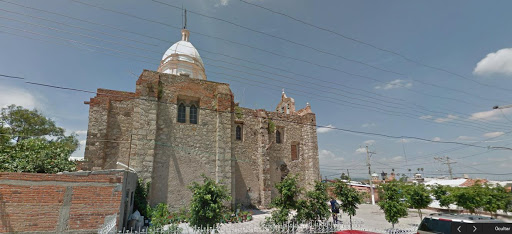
top-left (1, 0), bottom-right (512, 180)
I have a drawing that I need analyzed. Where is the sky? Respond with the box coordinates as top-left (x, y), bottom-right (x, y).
top-left (1, 0), bottom-right (512, 180)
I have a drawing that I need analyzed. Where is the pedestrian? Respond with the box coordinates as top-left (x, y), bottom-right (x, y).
top-left (330, 197), bottom-right (340, 224)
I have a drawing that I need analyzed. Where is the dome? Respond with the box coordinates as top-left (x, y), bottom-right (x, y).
top-left (158, 29), bottom-right (206, 80)
top-left (161, 40), bottom-right (204, 67)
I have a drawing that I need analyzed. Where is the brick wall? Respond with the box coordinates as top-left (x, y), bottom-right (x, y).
top-left (0, 170), bottom-right (136, 233)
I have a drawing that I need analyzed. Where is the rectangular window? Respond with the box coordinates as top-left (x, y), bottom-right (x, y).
top-left (236, 125), bottom-right (242, 140)
top-left (190, 105), bottom-right (198, 124)
top-left (291, 143), bottom-right (299, 161)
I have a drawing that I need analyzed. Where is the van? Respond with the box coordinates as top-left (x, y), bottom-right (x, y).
top-left (417, 213), bottom-right (511, 234)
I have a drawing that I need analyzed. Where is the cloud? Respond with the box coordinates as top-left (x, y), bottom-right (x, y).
top-left (319, 149), bottom-right (344, 166)
top-left (74, 130), bottom-right (87, 136)
top-left (363, 140), bottom-right (375, 145)
top-left (375, 79), bottom-right (412, 90)
top-left (361, 123), bottom-right (376, 128)
top-left (434, 114), bottom-right (458, 123)
top-left (355, 148), bottom-right (366, 154)
top-left (317, 124), bottom-right (335, 133)
top-left (396, 138), bottom-right (413, 143)
top-left (419, 115), bottom-right (433, 120)
top-left (456, 136), bottom-right (477, 141)
top-left (483, 131), bottom-right (505, 138)
top-left (473, 48), bottom-right (512, 76)
top-left (391, 156), bottom-right (403, 161)
top-left (215, 0), bottom-right (230, 6)
top-left (432, 137), bottom-right (441, 142)
top-left (469, 109), bottom-right (512, 121)
top-left (0, 85), bottom-right (39, 109)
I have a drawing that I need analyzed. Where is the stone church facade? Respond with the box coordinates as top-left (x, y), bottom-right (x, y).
top-left (82, 28), bottom-right (320, 209)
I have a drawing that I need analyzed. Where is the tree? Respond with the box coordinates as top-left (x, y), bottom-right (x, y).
top-left (188, 175), bottom-right (231, 229)
top-left (378, 182), bottom-right (408, 229)
top-left (482, 184), bottom-right (511, 218)
top-left (134, 179), bottom-right (151, 218)
top-left (296, 181), bottom-right (330, 223)
top-left (452, 183), bottom-right (486, 214)
top-left (266, 174), bottom-right (302, 225)
top-left (404, 184), bottom-right (432, 220)
top-left (1, 105), bottom-right (64, 142)
top-left (431, 185), bottom-right (454, 211)
top-left (340, 173), bottom-right (349, 180)
top-left (0, 105), bottom-right (78, 173)
top-left (333, 179), bottom-right (362, 229)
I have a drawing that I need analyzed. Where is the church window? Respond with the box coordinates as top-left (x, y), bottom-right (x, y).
top-left (178, 103), bottom-right (186, 123)
top-left (291, 142), bottom-right (299, 161)
top-left (276, 130), bottom-right (281, 144)
top-left (236, 125), bottom-right (242, 140)
top-left (190, 105), bottom-right (198, 124)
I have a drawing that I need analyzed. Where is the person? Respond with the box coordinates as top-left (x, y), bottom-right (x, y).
top-left (330, 198), bottom-right (340, 224)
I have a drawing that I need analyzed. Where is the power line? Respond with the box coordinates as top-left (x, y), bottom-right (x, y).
top-left (66, 0), bottom-right (509, 105)
top-left (237, 0), bottom-right (512, 94)
top-left (1, 24), bottom-right (501, 133)
top-left (0, 72), bottom-right (498, 149)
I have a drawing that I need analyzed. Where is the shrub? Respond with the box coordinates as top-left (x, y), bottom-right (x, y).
top-left (188, 175), bottom-right (231, 229)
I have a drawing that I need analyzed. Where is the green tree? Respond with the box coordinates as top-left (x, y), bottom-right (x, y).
top-left (148, 203), bottom-right (170, 228)
top-left (134, 179), bottom-right (151, 218)
top-left (452, 184), bottom-right (486, 214)
top-left (266, 175), bottom-right (302, 225)
top-left (378, 182), bottom-right (408, 229)
top-left (482, 184), bottom-right (511, 218)
top-left (296, 181), bottom-right (330, 223)
top-left (340, 173), bottom-right (350, 180)
top-left (431, 185), bottom-right (454, 211)
top-left (188, 175), bottom-right (231, 229)
top-left (0, 105), bottom-right (78, 173)
top-left (333, 179), bottom-right (362, 230)
top-left (404, 184), bottom-right (432, 220)
top-left (1, 105), bottom-right (65, 142)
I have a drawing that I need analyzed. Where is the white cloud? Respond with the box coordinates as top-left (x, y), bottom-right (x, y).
top-left (473, 48), bottom-right (512, 76)
top-left (456, 136), bottom-right (477, 141)
top-left (396, 138), bottom-right (413, 143)
top-left (391, 156), bottom-right (403, 161)
top-left (434, 114), bottom-right (458, 123)
top-left (375, 79), bottom-right (412, 90)
top-left (432, 137), bottom-right (441, 142)
top-left (74, 130), bottom-right (87, 136)
top-left (469, 109), bottom-right (512, 121)
top-left (215, 0), bottom-right (230, 6)
top-left (355, 148), bottom-right (366, 154)
top-left (419, 115), bottom-right (433, 120)
top-left (363, 140), bottom-right (375, 145)
top-left (483, 131), bottom-right (505, 138)
top-left (317, 124), bottom-right (335, 133)
top-left (362, 123), bottom-right (376, 128)
top-left (319, 149), bottom-right (344, 166)
top-left (0, 85), bottom-right (39, 109)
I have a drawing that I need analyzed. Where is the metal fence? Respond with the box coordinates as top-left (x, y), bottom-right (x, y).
top-left (114, 221), bottom-right (418, 234)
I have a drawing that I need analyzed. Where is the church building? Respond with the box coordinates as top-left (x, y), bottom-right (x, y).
top-left (82, 27), bottom-right (320, 209)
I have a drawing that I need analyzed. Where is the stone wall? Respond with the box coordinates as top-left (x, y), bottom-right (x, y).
top-left (0, 170), bottom-right (137, 233)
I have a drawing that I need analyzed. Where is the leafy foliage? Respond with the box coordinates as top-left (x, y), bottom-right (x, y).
top-left (235, 106), bottom-right (244, 119)
top-left (403, 184), bottom-right (432, 220)
top-left (0, 105), bottom-right (78, 173)
top-left (296, 181), bottom-right (330, 223)
top-left (378, 182), bottom-right (408, 228)
top-left (266, 175), bottom-right (302, 225)
top-left (430, 185), bottom-right (454, 210)
top-left (482, 184), bottom-right (510, 217)
top-left (333, 179), bottom-right (362, 229)
top-left (267, 119), bottom-right (276, 134)
top-left (451, 183), bottom-right (486, 214)
top-left (148, 203), bottom-right (170, 228)
top-left (188, 175), bottom-right (231, 229)
top-left (134, 179), bottom-right (151, 218)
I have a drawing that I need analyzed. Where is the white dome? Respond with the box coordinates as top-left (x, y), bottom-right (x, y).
top-left (161, 40), bottom-right (204, 67)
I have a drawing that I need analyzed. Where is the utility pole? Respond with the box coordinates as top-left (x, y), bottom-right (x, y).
top-left (346, 169), bottom-right (350, 180)
top-left (366, 145), bottom-right (376, 205)
top-left (434, 156), bottom-right (456, 179)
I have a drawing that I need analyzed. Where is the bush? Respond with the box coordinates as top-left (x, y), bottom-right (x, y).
top-left (134, 179), bottom-right (150, 218)
top-left (188, 175), bottom-right (231, 229)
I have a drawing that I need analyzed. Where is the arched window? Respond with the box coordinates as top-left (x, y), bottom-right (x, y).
top-left (276, 130), bottom-right (281, 144)
top-left (236, 125), bottom-right (242, 140)
top-left (178, 103), bottom-right (186, 123)
top-left (190, 105), bottom-right (198, 124)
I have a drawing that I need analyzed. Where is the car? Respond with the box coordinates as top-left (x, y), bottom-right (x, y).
top-left (417, 213), bottom-right (512, 234)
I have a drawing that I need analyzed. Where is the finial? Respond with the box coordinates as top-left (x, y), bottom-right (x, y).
top-left (306, 102), bottom-right (310, 106)
top-left (182, 8), bottom-right (187, 29)
top-left (282, 88), bottom-right (285, 94)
